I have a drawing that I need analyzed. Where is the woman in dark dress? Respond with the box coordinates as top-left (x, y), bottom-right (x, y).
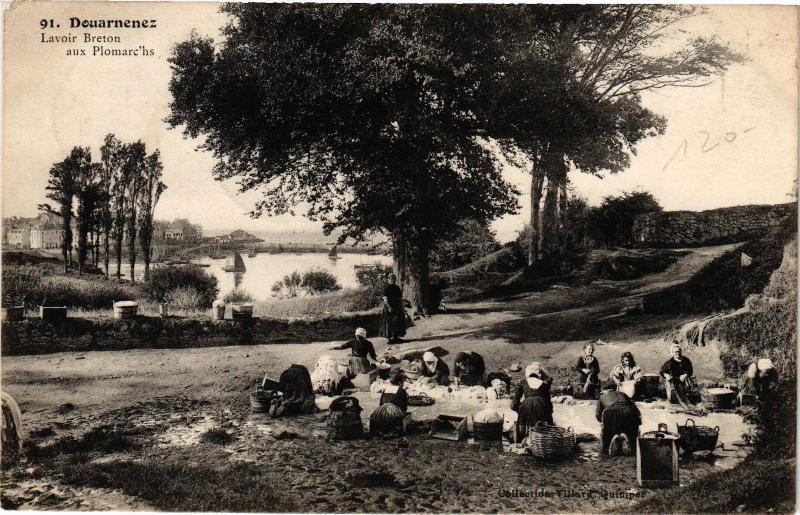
top-left (453, 351), bottom-right (486, 387)
top-left (575, 343), bottom-right (601, 399)
top-left (512, 362), bottom-right (554, 439)
top-left (330, 327), bottom-right (377, 378)
top-left (379, 373), bottom-right (409, 413)
top-left (278, 363), bottom-right (316, 416)
top-left (379, 273), bottom-right (406, 343)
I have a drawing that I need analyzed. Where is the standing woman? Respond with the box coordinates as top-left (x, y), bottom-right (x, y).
top-left (512, 362), bottom-right (554, 439)
top-left (380, 273), bottom-right (406, 343)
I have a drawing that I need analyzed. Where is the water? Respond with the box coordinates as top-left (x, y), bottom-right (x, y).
top-left (111, 252), bottom-right (392, 299)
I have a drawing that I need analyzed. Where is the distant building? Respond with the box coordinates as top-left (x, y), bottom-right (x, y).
top-left (214, 234), bottom-right (233, 244)
top-left (6, 226), bottom-right (31, 248)
top-left (30, 224), bottom-right (61, 249)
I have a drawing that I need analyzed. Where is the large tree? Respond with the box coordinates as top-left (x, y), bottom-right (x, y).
top-left (123, 142), bottom-right (147, 284)
top-left (489, 5), bottom-right (743, 265)
top-left (138, 150), bottom-right (167, 281)
top-left (99, 134), bottom-right (125, 278)
top-left (42, 159), bottom-right (76, 272)
top-left (74, 154), bottom-right (102, 277)
top-left (167, 5), bottom-right (518, 310)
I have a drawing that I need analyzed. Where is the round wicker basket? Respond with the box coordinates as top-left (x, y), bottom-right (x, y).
top-left (525, 422), bottom-right (576, 461)
top-left (676, 418), bottom-right (719, 453)
top-left (326, 396), bottom-right (364, 441)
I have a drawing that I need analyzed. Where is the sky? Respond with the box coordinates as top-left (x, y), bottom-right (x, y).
top-left (3, 4), bottom-right (797, 242)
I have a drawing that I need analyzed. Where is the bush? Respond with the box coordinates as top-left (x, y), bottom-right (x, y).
top-left (271, 271), bottom-right (303, 298)
top-left (143, 265), bottom-right (218, 308)
top-left (301, 269), bottom-right (341, 294)
top-left (2, 267), bottom-right (42, 306)
top-left (431, 219), bottom-right (500, 272)
top-left (223, 288), bottom-right (255, 304)
top-left (164, 287), bottom-right (205, 311)
top-left (354, 263), bottom-right (393, 310)
top-left (587, 190), bottom-right (662, 247)
top-left (2, 266), bottom-right (138, 309)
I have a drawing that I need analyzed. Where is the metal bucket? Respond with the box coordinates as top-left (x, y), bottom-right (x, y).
top-left (113, 301), bottom-right (138, 319)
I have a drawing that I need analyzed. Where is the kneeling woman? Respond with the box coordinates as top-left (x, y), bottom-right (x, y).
top-left (596, 388), bottom-right (641, 456)
top-left (330, 327), bottom-right (377, 378)
top-left (512, 362), bottom-right (554, 439)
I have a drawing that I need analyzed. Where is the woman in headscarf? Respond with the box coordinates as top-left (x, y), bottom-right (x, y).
top-left (575, 343), bottom-right (601, 399)
top-left (379, 273), bottom-right (406, 343)
top-left (453, 351), bottom-right (486, 387)
top-left (740, 358), bottom-right (779, 402)
top-left (331, 327), bottom-right (377, 378)
top-left (310, 355), bottom-right (351, 396)
top-left (512, 362), bottom-right (554, 439)
top-left (421, 351), bottom-right (450, 386)
top-left (279, 363), bottom-right (316, 416)
top-left (660, 343), bottom-right (695, 405)
top-left (379, 373), bottom-right (409, 413)
top-left (610, 352), bottom-right (643, 399)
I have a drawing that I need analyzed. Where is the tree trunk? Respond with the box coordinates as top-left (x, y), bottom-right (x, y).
top-left (404, 235), bottom-right (433, 315)
top-left (392, 234), bottom-right (408, 289)
top-left (528, 168), bottom-right (545, 266)
top-left (128, 220), bottom-right (137, 284)
top-left (103, 230), bottom-right (110, 279)
top-left (114, 230), bottom-right (123, 281)
top-left (541, 175), bottom-right (560, 259)
top-left (558, 178), bottom-right (568, 252)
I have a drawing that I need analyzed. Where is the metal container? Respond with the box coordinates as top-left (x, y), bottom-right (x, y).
top-left (231, 304), bottom-right (253, 320)
top-left (211, 303), bottom-right (226, 320)
top-left (637, 423), bottom-right (680, 488)
top-left (113, 301), bottom-right (138, 319)
top-left (703, 388), bottom-right (736, 410)
top-left (39, 306), bottom-right (67, 321)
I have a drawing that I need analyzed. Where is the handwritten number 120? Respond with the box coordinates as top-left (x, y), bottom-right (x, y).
top-left (662, 128), bottom-right (755, 172)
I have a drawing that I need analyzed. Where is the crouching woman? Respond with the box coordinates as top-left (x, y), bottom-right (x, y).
top-left (596, 388), bottom-right (641, 457)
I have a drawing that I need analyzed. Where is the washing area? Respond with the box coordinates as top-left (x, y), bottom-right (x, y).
top-left (315, 391), bottom-right (754, 470)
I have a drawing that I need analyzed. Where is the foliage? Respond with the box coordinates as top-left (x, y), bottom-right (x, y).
top-left (431, 219), bottom-right (501, 272)
top-left (301, 269), bottom-right (341, 294)
top-left (2, 266), bottom-right (138, 309)
top-left (257, 288), bottom-right (374, 318)
top-left (143, 265), bottom-right (218, 307)
top-left (353, 263), bottom-right (394, 310)
top-left (164, 287), bottom-right (205, 311)
top-left (271, 269), bottom-right (341, 298)
top-left (587, 191), bottom-right (663, 247)
top-left (167, 5), bottom-right (521, 310)
top-left (222, 288), bottom-right (255, 304)
top-left (1, 268), bottom-right (42, 307)
top-left (271, 271), bottom-right (303, 298)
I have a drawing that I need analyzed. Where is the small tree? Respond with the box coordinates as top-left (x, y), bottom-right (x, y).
top-left (44, 156), bottom-right (78, 272)
top-left (100, 134), bottom-right (125, 278)
top-left (138, 150), bottom-right (167, 281)
top-left (588, 191), bottom-right (662, 248)
top-left (301, 269), bottom-right (341, 295)
top-left (123, 142), bottom-right (147, 283)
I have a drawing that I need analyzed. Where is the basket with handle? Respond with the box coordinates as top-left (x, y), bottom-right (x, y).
top-left (407, 393), bottom-right (435, 407)
top-left (676, 418), bottom-right (719, 453)
top-left (326, 396), bottom-right (364, 441)
top-left (525, 422), bottom-right (576, 461)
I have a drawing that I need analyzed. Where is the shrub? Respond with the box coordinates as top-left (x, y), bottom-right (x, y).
top-left (223, 288), bottom-right (255, 304)
top-left (587, 190), bottom-right (662, 247)
top-left (164, 287), bottom-right (205, 311)
top-left (271, 271), bottom-right (303, 298)
top-left (2, 267), bottom-right (42, 307)
top-left (354, 263), bottom-right (393, 310)
top-left (301, 269), bottom-right (341, 294)
top-left (431, 219), bottom-right (500, 272)
top-left (143, 265), bottom-right (218, 307)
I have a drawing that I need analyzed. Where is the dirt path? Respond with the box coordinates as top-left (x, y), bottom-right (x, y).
top-left (1, 244), bottom-right (747, 512)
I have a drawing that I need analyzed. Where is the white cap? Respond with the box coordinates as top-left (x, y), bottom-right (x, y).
top-left (355, 327), bottom-right (367, 338)
top-left (756, 358), bottom-right (774, 372)
top-left (526, 362), bottom-right (541, 377)
top-left (423, 351), bottom-right (436, 362)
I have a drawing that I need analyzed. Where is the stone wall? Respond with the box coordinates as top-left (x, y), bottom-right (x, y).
top-left (631, 203), bottom-right (795, 248)
top-left (1, 311), bottom-right (381, 356)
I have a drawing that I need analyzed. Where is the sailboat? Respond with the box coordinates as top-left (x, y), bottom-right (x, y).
top-left (223, 251), bottom-right (247, 272)
top-left (328, 244), bottom-right (341, 260)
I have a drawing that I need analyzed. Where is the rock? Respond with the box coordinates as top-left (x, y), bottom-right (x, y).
top-left (576, 433), bottom-right (598, 443)
top-left (273, 428), bottom-right (301, 440)
top-left (690, 450), bottom-right (715, 462)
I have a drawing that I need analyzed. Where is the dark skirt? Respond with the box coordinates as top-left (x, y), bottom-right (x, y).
top-left (379, 302), bottom-right (406, 339)
top-left (348, 356), bottom-right (373, 378)
top-left (517, 396), bottom-right (554, 437)
top-left (379, 389), bottom-right (408, 413)
top-left (601, 404), bottom-right (640, 451)
top-left (279, 365), bottom-right (316, 416)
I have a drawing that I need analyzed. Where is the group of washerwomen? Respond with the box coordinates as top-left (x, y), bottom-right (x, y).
top-left (272, 328), bottom-right (779, 456)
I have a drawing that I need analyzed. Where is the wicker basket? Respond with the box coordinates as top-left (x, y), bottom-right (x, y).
top-left (326, 396), bottom-right (364, 441)
top-left (407, 393), bottom-right (435, 407)
top-left (676, 418), bottom-right (719, 453)
top-left (250, 388), bottom-right (280, 413)
top-left (525, 422), bottom-right (576, 461)
top-left (473, 421), bottom-right (503, 441)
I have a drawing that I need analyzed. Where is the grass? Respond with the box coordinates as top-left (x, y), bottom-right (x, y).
top-left (199, 427), bottom-right (235, 445)
top-left (624, 458), bottom-right (795, 514)
top-left (255, 288), bottom-right (378, 318)
top-left (25, 425), bottom-right (137, 459)
top-left (61, 457), bottom-right (294, 512)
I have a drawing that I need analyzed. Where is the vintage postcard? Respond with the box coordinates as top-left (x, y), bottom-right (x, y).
top-left (1, 3), bottom-right (797, 513)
